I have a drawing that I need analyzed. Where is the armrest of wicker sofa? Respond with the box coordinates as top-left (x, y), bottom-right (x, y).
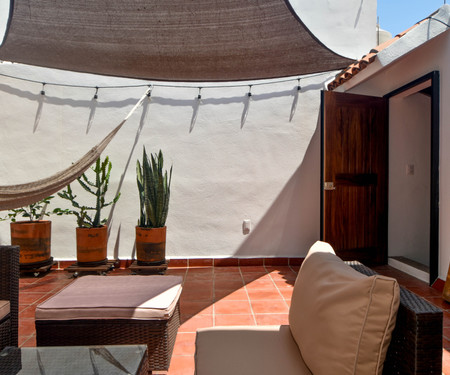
top-left (348, 261), bottom-right (443, 375)
top-left (0, 246), bottom-right (19, 348)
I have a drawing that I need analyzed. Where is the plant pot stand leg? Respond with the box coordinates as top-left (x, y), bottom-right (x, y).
top-left (129, 260), bottom-right (168, 275)
top-left (20, 257), bottom-right (56, 277)
top-left (64, 260), bottom-right (116, 277)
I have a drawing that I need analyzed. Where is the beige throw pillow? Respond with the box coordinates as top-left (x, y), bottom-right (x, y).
top-left (289, 241), bottom-right (400, 375)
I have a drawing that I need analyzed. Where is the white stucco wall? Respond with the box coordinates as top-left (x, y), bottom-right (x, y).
top-left (0, 0), bottom-right (376, 261)
top-left (334, 28), bottom-right (450, 280)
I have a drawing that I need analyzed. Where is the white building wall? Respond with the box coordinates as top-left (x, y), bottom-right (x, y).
top-left (336, 30), bottom-right (450, 280)
top-left (0, 0), bottom-right (375, 261)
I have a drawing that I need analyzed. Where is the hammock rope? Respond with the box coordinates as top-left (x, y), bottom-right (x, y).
top-left (0, 89), bottom-right (150, 211)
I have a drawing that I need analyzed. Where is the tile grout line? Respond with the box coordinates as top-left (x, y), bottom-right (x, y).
top-left (265, 267), bottom-right (291, 311)
top-left (239, 265), bottom-right (258, 326)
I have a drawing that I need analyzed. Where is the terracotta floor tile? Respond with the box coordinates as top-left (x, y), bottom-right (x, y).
top-left (245, 279), bottom-right (276, 290)
top-left (444, 311), bottom-right (450, 328)
top-left (214, 288), bottom-right (248, 301)
top-left (213, 266), bottom-right (240, 274)
top-left (19, 281), bottom-right (67, 293)
top-left (254, 314), bottom-right (289, 325)
top-left (444, 327), bottom-right (450, 340)
top-left (247, 288), bottom-right (283, 301)
top-left (19, 335), bottom-right (36, 347)
top-left (214, 300), bottom-right (252, 315)
top-left (19, 304), bottom-right (37, 319)
top-left (167, 355), bottom-right (195, 375)
top-left (173, 333), bottom-right (196, 356)
top-left (179, 300), bottom-right (213, 315)
top-left (18, 319), bottom-right (36, 336)
top-left (273, 279), bottom-right (294, 289)
top-left (443, 350), bottom-right (450, 374)
top-left (179, 314), bottom-right (213, 333)
top-left (180, 288), bottom-right (213, 302)
top-left (215, 314), bottom-right (255, 326)
top-left (278, 288), bottom-right (293, 299)
top-left (250, 300), bottom-right (289, 314)
top-left (408, 285), bottom-right (443, 298)
top-left (214, 279), bottom-right (244, 290)
top-left (444, 336), bottom-right (450, 351)
top-left (19, 292), bottom-right (48, 305)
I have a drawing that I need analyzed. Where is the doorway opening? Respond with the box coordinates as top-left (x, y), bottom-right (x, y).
top-left (384, 71), bottom-right (439, 285)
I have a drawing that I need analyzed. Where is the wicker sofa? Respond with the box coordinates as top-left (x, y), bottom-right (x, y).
top-left (195, 241), bottom-right (443, 375)
top-left (0, 245), bottom-right (19, 351)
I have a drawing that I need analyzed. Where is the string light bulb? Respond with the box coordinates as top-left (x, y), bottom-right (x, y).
top-left (93, 86), bottom-right (99, 100)
top-left (146, 85), bottom-right (153, 99)
top-left (40, 83), bottom-right (46, 96)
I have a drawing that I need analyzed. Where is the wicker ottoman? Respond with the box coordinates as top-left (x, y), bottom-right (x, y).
top-left (35, 275), bottom-right (182, 372)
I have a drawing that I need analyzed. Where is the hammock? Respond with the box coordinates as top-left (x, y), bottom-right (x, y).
top-left (0, 89), bottom-right (150, 211)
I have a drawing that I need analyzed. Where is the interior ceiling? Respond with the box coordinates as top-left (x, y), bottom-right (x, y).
top-left (0, 0), bottom-right (353, 82)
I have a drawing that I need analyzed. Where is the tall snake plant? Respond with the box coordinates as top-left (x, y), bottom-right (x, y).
top-left (136, 148), bottom-right (172, 228)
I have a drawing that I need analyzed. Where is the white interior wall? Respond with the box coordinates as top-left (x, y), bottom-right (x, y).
top-left (388, 93), bottom-right (430, 266)
top-left (0, 0), bottom-right (376, 261)
top-left (335, 30), bottom-right (450, 280)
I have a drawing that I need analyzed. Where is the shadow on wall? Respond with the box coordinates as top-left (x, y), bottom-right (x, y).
top-left (234, 118), bottom-right (321, 259)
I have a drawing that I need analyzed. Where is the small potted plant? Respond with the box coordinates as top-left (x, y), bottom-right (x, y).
top-left (136, 148), bottom-right (172, 265)
top-left (54, 156), bottom-right (120, 266)
top-left (1, 196), bottom-right (54, 268)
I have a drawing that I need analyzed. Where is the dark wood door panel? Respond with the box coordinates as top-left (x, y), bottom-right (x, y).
top-left (321, 91), bottom-right (388, 265)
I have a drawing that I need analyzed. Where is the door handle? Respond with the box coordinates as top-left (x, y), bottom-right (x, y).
top-left (324, 182), bottom-right (336, 191)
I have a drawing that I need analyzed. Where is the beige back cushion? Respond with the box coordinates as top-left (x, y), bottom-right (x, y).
top-left (289, 241), bottom-right (400, 375)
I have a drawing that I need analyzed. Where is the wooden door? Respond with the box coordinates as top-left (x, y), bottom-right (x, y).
top-left (321, 91), bottom-right (388, 265)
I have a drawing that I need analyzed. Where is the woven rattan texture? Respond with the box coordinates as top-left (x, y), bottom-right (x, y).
top-left (36, 302), bottom-right (180, 371)
top-left (348, 261), bottom-right (443, 375)
top-left (0, 246), bottom-right (19, 350)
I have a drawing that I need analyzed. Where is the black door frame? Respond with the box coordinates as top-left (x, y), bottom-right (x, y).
top-left (384, 71), bottom-right (440, 285)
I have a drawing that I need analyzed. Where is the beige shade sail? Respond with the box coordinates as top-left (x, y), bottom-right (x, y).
top-left (0, 0), bottom-right (353, 82)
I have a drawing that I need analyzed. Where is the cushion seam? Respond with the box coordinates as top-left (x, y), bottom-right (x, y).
top-left (352, 277), bottom-right (376, 375)
top-left (375, 280), bottom-right (398, 374)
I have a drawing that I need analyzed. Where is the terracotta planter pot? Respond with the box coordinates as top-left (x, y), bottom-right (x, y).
top-left (76, 225), bottom-right (108, 266)
top-left (135, 226), bottom-right (166, 265)
top-left (10, 220), bottom-right (52, 267)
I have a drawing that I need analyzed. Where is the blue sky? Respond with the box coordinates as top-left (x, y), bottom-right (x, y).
top-left (377, 0), bottom-right (446, 36)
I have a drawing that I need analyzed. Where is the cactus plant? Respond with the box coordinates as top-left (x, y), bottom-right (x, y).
top-left (136, 148), bottom-right (172, 228)
top-left (54, 156), bottom-right (120, 228)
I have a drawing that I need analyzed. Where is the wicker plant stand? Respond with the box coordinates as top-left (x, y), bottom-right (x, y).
top-left (35, 275), bottom-right (182, 372)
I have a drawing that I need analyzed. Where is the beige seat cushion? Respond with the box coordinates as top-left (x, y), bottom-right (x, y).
top-left (36, 275), bottom-right (182, 321)
top-left (195, 325), bottom-right (312, 375)
top-left (289, 241), bottom-right (400, 375)
top-left (0, 300), bottom-right (10, 320)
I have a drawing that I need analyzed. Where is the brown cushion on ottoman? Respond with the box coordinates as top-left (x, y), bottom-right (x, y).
top-left (36, 275), bottom-right (183, 321)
